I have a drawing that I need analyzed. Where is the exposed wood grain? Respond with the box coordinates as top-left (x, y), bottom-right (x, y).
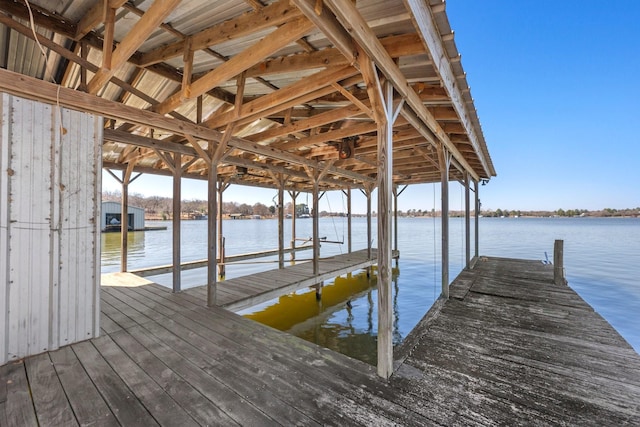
top-left (24, 353), bottom-right (78, 426)
top-left (88, 0), bottom-right (182, 94)
top-left (1, 361), bottom-right (38, 426)
top-left (3, 257), bottom-right (639, 425)
top-left (71, 340), bottom-right (161, 426)
top-left (48, 346), bottom-right (119, 426)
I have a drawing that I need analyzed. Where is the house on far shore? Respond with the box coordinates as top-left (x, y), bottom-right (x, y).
top-left (101, 201), bottom-right (145, 232)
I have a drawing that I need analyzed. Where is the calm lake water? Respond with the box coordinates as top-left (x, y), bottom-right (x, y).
top-left (101, 217), bottom-right (640, 363)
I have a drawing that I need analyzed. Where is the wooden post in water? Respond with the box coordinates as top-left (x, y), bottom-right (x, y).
top-left (207, 157), bottom-right (218, 307)
top-left (289, 191), bottom-right (299, 261)
top-left (117, 162), bottom-right (137, 273)
top-left (393, 185), bottom-right (407, 267)
top-left (474, 179), bottom-right (480, 259)
top-left (347, 187), bottom-right (352, 253)
top-left (365, 186), bottom-right (372, 260)
top-left (172, 153), bottom-right (182, 292)
top-left (464, 171), bottom-right (471, 269)
top-left (278, 180), bottom-right (284, 269)
top-left (439, 146), bottom-right (451, 299)
top-left (376, 79), bottom-right (395, 379)
top-left (312, 181), bottom-right (320, 276)
top-left (393, 185), bottom-right (398, 267)
top-left (554, 239), bottom-right (565, 285)
top-left (217, 179), bottom-right (229, 277)
top-left (120, 178), bottom-right (129, 272)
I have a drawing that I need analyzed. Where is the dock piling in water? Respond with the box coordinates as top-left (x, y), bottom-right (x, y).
top-left (554, 239), bottom-right (566, 285)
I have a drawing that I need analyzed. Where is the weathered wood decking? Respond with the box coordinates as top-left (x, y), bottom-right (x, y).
top-left (129, 245), bottom-right (313, 278)
top-left (394, 257), bottom-right (640, 425)
top-left (184, 248), bottom-right (386, 311)
top-left (2, 257), bottom-right (639, 426)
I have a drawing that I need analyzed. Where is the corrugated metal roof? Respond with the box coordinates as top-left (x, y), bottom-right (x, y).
top-left (0, 0), bottom-right (495, 192)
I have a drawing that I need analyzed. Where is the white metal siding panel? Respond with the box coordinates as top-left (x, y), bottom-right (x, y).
top-left (0, 94), bottom-right (10, 365)
top-left (0, 94), bottom-right (101, 365)
top-left (58, 107), bottom-right (101, 346)
top-left (7, 96), bottom-right (54, 359)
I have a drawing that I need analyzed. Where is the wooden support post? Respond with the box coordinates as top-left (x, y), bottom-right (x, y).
top-left (475, 180), bottom-right (480, 259)
top-left (119, 162), bottom-right (136, 273)
top-left (554, 239), bottom-right (565, 285)
top-left (345, 187), bottom-right (352, 253)
top-left (312, 182), bottom-right (320, 276)
top-left (278, 184), bottom-right (285, 269)
top-left (217, 180), bottom-right (226, 277)
top-left (377, 79), bottom-right (394, 379)
top-left (289, 191), bottom-right (299, 261)
top-left (172, 153), bottom-right (181, 292)
top-left (120, 180), bottom-right (129, 272)
top-left (365, 187), bottom-right (372, 260)
top-left (439, 147), bottom-right (451, 299)
top-left (393, 185), bottom-right (398, 259)
top-left (464, 172), bottom-right (471, 269)
top-left (207, 156), bottom-right (218, 307)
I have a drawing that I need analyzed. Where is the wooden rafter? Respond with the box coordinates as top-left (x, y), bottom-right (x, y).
top-left (139, 0), bottom-right (302, 66)
top-left (156, 16), bottom-right (315, 114)
top-left (87, 0), bottom-right (182, 94)
top-left (317, 0), bottom-right (480, 181)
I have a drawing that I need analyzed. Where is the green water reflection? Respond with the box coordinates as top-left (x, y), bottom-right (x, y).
top-left (244, 267), bottom-right (400, 365)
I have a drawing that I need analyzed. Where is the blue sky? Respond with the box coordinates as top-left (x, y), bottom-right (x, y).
top-left (104, 1), bottom-right (640, 214)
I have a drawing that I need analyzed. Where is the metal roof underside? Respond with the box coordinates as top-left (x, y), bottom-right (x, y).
top-left (0, 0), bottom-right (496, 192)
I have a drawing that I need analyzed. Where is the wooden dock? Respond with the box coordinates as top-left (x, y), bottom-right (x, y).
top-left (2, 257), bottom-right (640, 425)
top-left (129, 245), bottom-right (313, 278)
top-left (183, 248), bottom-right (387, 311)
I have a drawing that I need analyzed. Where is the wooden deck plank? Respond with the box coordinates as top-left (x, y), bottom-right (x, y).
top-left (392, 256), bottom-right (640, 426)
top-left (130, 322), bottom-right (293, 426)
top-left (91, 335), bottom-right (201, 427)
top-left (178, 306), bottom-right (435, 426)
top-left (47, 346), bottom-right (119, 426)
top-left (156, 309), bottom-right (413, 426)
top-left (71, 340), bottom-right (161, 426)
top-left (108, 329), bottom-right (240, 426)
top-left (1, 361), bottom-right (38, 427)
top-left (119, 328), bottom-right (275, 426)
top-left (24, 353), bottom-right (78, 426)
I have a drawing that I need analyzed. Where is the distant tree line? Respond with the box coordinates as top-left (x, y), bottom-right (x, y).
top-left (103, 190), bottom-right (290, 219)
top-left (479, 207), bottom-right (639, 218)
top-left (103, 191), bottom-right (639, 219)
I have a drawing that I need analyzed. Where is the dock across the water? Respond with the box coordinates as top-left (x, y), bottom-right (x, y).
top-left (2, 256), bottom-right (640, 425)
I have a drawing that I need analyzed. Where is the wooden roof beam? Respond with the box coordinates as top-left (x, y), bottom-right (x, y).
top-left (87, 0), bottom-right (182, 95)
top-left (318, 0), bottom-right (479, 181)
top-left (243, 33), bottom-right (424, 78)
top-left (75, 0), bottom-right (128, 41)
top-left (202, 66), bottom-right (359, 129)
top-left (0, 68), bottom-right (373, 185)
top-left (245, 104), bottom-right (363, 143)
top-left (156, 16), bottom-right (315, 115)
top-left (0, 1), bottom-right (76, 38)
top-left (138, 0), bottom-right (302, 67)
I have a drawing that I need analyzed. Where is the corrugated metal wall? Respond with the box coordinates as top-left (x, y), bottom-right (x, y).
top-left (0, 94), bottom-right (102, 365)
